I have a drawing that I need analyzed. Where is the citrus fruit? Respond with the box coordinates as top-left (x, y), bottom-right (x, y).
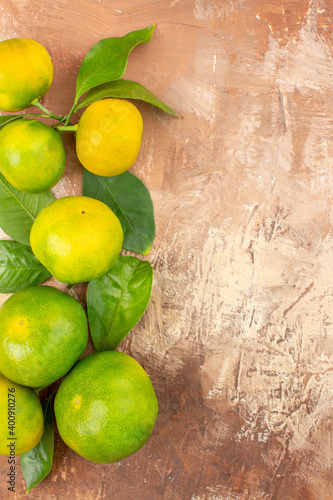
top-left (0, 38), bottom-right (53, 112)
top-left (0, 372), bottom-right (44, 455)
top-left (0, 285), bottom-right (88, 388)
top-left (54, 351), bottom-right (158, 463)
top-left (76, 98), bottom-right (143, 176)
top-left (30, 196), bottom-right (123, 284)
top-left (0, 119), bottom-right (66, 193)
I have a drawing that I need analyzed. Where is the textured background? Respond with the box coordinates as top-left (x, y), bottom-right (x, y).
top-left (1, 0), bottom-right (333, 499)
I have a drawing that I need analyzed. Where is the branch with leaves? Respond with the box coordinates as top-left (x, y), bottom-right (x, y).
top-left (0, 24), bottom-right (178, 492)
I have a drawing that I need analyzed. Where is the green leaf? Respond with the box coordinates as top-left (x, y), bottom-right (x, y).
top-left (82, 169), bottom-right (155, 255)
top-left (76, 79), bottom-right (178, 116)
top-left (75, 25), bottom-right (155, 102)
top-left (0, 240), bottom-right (51, 292)
top-left (87, 256), bottom-right (153, 351)
top-left (0, 172), bottom-right (54, 246)
top-left (21, 399), bottom-right (54, 493)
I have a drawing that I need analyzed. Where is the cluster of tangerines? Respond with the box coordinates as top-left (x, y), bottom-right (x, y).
top-left (0, 31), bottom-right (168, 489)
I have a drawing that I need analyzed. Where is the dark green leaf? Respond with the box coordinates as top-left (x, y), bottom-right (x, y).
top-left (83, 169), bottom-right (155, 255)
top-left (0, 172), bottom-right (54, 246)
top-left (75, 25), bottom-right (155, 101)
top-left (87, 256), bottom-right (153, 351)
top-left (76, 79), bottom-right (178, 116)
top-left (21, 399), bottom-right (54, 493)
top-left (0, 240), bottom-right (51, 292)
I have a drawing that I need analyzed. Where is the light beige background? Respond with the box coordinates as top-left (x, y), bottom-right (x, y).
top-left (0, 1), bottom-right (333, 499)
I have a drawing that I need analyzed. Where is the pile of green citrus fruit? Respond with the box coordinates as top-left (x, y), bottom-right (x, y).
top-left (0, 27), bottom-right (176, 492)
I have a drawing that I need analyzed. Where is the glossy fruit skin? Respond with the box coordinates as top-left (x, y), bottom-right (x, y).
top-left (30, 196), bottom-right (124, 284)
top-left (0, 372), bottom-right (44, 455)
top-left (54, 351), bottom-right (158, 463)
top-left (0, 286), bottom-right (88, 388)
top-left (0, 38), bottom-right (53, 112)
top-left (0, 119), bottom-right (66, 193)
top-left (76, 98), bottom-right (143, 176)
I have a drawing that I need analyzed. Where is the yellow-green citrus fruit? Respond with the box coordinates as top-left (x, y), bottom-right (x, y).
top-left (0, 38), bottom-right (53, 112)
top-left (76, 98), bottom-right (143, 176)
top-left (0, 285), bottom-right (88, 388)
top-left (30, 196), bottom-right (123, 284)
top-left (54, 351), bottom-right (158, 463)
top-left (0, 372), bottom-right (44, 455)
top-left (0, 119), bottom-right (66, 193)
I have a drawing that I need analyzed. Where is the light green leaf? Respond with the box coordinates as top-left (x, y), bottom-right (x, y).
top-left (75, 25), bottom-right (155, 101)
top-left (0, 240), bottom-right (51, 292)
top-left (87, 256), bottom-right (153, 351)
top-left (76, 79), bottom-right (178, 116)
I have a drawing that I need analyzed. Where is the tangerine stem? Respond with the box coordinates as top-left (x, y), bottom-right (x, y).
top-left (56, 124), bottom-right (78, 133)
top-left (62, 101), bottom-right (77, 127)
top-left (31, 99), bottom-right (64, 121)
top-left (24, 113), bottom-right (60, 119)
